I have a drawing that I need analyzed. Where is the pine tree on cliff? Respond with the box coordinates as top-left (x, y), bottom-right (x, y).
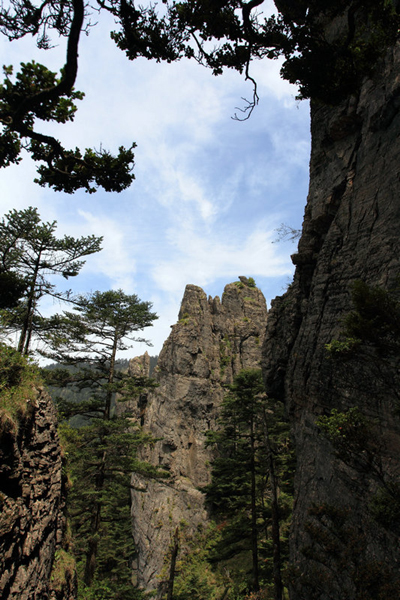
top-left (42, 289), bottom-right (165, 598)
top-left (1, 1), bottom-right (398, 191)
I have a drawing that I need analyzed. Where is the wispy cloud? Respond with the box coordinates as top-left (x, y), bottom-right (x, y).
top-left (0, 6), bottom-right (310, 356)
top-left (151, 221), bottom-right (292, 295)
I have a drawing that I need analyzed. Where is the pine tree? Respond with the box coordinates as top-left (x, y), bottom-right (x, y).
top-left (205, 369), bottom-right (294, 598)
top-left (43, 289), bottom-right (164, 594)
top-left (60, 419), bottom-right (162, 600)
top-left (0, 206), bottom-right (102, 354)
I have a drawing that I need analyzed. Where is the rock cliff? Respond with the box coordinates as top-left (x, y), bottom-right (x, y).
top-left (0, 388), bottom-right (76, 600)
top-left (127, 278), bottom-right (268, 594)
top-left (263, 19), bottom-right (400, 600)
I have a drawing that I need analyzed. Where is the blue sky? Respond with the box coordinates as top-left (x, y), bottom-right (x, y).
top-left (0, 0), bottom-right (311, 357)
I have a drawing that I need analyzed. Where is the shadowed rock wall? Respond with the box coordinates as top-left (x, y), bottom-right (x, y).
top-left (263, 35), bottom-right (400, 599)
top-left (0, 389), bottom-right (76, 600)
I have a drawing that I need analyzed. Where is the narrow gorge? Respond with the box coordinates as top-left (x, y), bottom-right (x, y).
top-left (1, 3), bottom-right (400, 599)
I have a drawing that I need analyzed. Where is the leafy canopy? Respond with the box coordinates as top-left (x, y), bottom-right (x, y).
top-left (1, 0), bottom-right (399, 188)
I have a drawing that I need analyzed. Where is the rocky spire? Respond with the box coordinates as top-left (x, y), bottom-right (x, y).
top-left (127, 279), bottom-right (268, 594)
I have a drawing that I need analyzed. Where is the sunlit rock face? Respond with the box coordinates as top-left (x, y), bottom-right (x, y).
top-left (127, 279), bottom-right (268, 594)
top-left (0, 389), bottom-right (77, 600)
top-left (262, 29), bottom-right (400, 600)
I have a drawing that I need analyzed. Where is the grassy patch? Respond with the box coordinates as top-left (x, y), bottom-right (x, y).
top-left (50, 549), bottom-right (76, 592)
top-left (0, 343), bottom-right (42, 437)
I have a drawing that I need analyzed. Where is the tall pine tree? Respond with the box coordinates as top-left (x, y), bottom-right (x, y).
top-left (0, 206), bottom-right (102, 354)
top-left (205, 369), bottom-right (294, 598)
top-left (43, 289), bottom-right (164, 597)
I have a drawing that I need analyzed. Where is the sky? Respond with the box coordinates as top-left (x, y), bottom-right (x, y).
top-left (0, 0), bottom-right (311, 358)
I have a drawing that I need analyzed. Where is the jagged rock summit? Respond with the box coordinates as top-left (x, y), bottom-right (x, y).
top-left (127, 278), bottom-right (268, 594)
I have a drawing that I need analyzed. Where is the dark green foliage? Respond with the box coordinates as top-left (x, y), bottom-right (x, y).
top-left (60, 419), bottom-right (161, 600)
top-left (112, 0), bottom-right (400, 104)
top-left (343, 280), bottom-right (400, 355)
top-left (325, 280), bottom-right (400, 410)
top-left (369, 483), bottom-right (400, 531)
top-left (316, 407), bottom-right (379, 472)
top-left (164, 524), bottom-right (231, 600)
top-left (326, 280), bottom-right (400, 358)
top-left (0, 52), bottom-right (135, 192)
top-left (0, 271), bottom-right (26, 309)
top-left (204, 369), bottom-right (294, 596)
top-left (42, 288), bottom-right (161, 594)
top-left (278, 1), bottom-right (399, 102)
top-left (1, 1), bottom-right (399, 190)
top-left (32, 142), bottom-right (136, 194)
top-left (0, 206), bottom-right (102, 355)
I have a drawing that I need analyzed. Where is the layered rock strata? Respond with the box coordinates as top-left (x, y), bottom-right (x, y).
top-left (127, 278), bottom-right (268, 594)
top-left (262, 27), bottom-right (400, 600)
top-left (0, 388), bottom-right (76, 600)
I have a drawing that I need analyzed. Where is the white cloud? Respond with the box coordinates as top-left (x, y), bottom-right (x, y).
top-left (76, 210), bottom-right (137, 292)
top-left (151, 221), bottom-right (292, 296)
top-left (0, 4), bottom-right (311, 358)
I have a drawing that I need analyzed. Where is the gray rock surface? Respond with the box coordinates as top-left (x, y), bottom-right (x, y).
top-left (262, 34), bottom-right (400, 600)
top-left (0, 388), bottom-right (76, 600)
top-left (127, 279), bottom-right (268, 594)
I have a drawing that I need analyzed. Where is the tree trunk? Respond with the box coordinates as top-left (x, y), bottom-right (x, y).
top-left (18, 255), bottom-right (40, 354)
top-left (263, 409), bottom-right (283, 600)
top-left (166, 527), bottom-right (179, 600)
top-left (83, 449), bottom-right (106, 586)
top-left (250, 416), bottom-right (259, 592)
top-left (105, 331), bottom-right (118, 419)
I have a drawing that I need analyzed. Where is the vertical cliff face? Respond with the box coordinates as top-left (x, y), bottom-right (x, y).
top-left (263, 32), bottom-right (400, 599)
top-left (128, 279), bottom-right (268, 594)
top-left (0, 389), bottom-right (76, 600)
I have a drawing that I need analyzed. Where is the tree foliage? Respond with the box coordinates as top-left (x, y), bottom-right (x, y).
top-left (204, 369), bottom-right (294, 597)
top-left (60, 419), bottom-right (161, 600)
top-left (0, 206), bottom-right (102, 354)
top-left (0, 0), bottom-right (136, 193)
top-left (42, 289), bottom-right (158, 417)
top-left (1, 0), bottom-right (399, 187)
top-left (325, 280), bottom-right (400, 407)
top-left (43, 289), bottom-right (163, 595)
